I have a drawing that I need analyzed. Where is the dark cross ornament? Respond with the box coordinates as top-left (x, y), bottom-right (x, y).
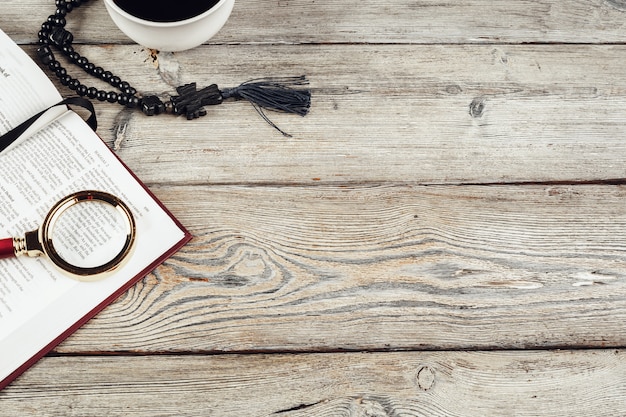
top-left (171, 83), bottom-right (223, 119)
top-left (141, 83), bottom-right (223, 119)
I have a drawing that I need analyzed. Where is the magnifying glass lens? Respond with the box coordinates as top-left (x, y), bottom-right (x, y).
top-left (49, 199), bottom-right (132, 270)
top-left (0, 190), bottom-right (135, 279)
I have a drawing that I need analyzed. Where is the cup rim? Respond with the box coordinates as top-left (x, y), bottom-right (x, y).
top-left (104, 0), bottom-right (230, 27)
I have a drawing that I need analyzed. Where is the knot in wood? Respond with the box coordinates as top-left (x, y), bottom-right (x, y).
top-left (417, 366), bottom-right (436, 391)
top-left (469, 97), bottom-right (486, 118)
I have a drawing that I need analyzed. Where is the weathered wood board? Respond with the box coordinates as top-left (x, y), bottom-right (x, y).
top-left (7, 0), bottom-right (626, 44)
top-left (2, 351), bottom-right (625, 417)
top-left (1, 0), bottom-right (626, 415)
top-left (15, 44), bottom-right (626, 185)
top-left (47, 184), bottom-right (626, 353)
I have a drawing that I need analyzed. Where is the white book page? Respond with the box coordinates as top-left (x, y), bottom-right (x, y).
top-left (0, 111), bottom-right (186, 383)
top-left (0, 28), bottom-right (65, 141)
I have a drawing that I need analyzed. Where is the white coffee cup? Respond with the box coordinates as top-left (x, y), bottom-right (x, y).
top-left (103, 0), bottom-right (235, 52)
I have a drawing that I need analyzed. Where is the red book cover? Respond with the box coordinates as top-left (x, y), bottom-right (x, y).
top-left (0, 111), bottom-right (192, 391)
top-left (0, 27), bottom-right (191, 391)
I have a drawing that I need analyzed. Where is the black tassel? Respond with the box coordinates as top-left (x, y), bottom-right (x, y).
top-left (220, 76), bottom-right (311, 137)
top-left (140, 76), bottom-right (311, 136)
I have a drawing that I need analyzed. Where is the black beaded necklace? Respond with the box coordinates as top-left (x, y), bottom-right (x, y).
top-left (36, 0), bottom-right (311, 136)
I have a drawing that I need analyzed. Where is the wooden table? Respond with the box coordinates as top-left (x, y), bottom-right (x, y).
top-left (2, 0), bottom-right (626, 415)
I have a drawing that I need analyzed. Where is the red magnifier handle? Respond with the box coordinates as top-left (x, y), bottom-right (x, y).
top-left (0, 238), bottom-right (15, 259)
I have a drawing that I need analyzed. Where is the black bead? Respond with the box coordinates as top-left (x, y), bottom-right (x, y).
top-left (110, 76), bottom-right (122, 87)
top-left (96, 90), bottom-right (107, 101)
top-left (54, 17), bottom-right (66, 27)
top-left (60, 74), bottom-right (72, 86)
top-left (141, 95), bottom-right (166, 116)
top-left (117, 94), bottom-right (130, 106)
top-left (49, 26), bottom-right (73, 47)
top-left (101, 71), bottom-right (113, 82)
top-left (93, 66), bottom-right (104, 77)
top-left (76, 56), bottom-right (88, 67)
top-left (125, 87), bottom-right (137, 96)
top-left (41, 22), bottom-right (52, 32)
top-left (36, 45), bottom-right (54, 65)
top-left (68, 52), bottom-right (80, 63)
top-left (62, 45), bottom-right (74, 54)
top-left (87, 87), bottom-right (98, 99)
top-left (71, 0), bottom-right (82, 7)
top-left (106, 91), bottom-right (118, 103)
top-left (76, 84), bottom-right (88, 96)
top-left (127, 96), bottom-right (140, 108)
top-left (55, 67), bottom-right (67, 77)
top-left (56, 7), bottom-right (68, 17)
top-left (47, 60), bottom-right (61, 70)
top-left (68, 78), bottom-right (80, 90)
top-left (84, 63), bottom-right (95, 73)
top-left (38, 30), bottom-right (49, 43)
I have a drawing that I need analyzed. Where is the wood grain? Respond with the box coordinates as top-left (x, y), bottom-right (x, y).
top-left (1, 350), bottom-right (624, 416)
top-left (48, 184), bottom-right (626, 353)
top-left (14, 43), bottom-right (626, 185)
top-left (2, 0), bottom-right (626, 414)
top-left (6, 0), bottom-right (626, 45)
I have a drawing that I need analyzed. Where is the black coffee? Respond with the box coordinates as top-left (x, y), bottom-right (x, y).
top-left (113, 0), bottom-right (221, 23)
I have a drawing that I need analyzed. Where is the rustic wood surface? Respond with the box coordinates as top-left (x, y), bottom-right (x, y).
top-left (2, 0), bottom-right (626, 415)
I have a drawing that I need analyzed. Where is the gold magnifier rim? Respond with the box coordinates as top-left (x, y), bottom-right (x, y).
top-left (40, 190), bottom-right (136, 280)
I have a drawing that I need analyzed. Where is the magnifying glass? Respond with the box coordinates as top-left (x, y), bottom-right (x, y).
top-left (0, 190), bottom-right (136, 281)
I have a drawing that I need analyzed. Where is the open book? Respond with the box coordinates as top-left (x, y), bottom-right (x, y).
top-left (0, 29), bottom-right (191, 390)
